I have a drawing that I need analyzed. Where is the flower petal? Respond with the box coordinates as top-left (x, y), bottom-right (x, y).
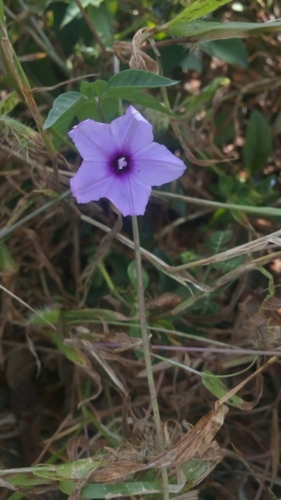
top-left (131, 142), bottom-right (186, 186)
top-left (104, 173), bottom-right (151, 216)
top-left (69, 119), bottom-right (116, 160)
top-left (125, 105), bottom-right (149, 123)
top-left (69, 107), bottom-right (186, 216)
top-left (110, 106), bottom-right (153, 155)
top-left (70, 160), bottom-right (113, 204)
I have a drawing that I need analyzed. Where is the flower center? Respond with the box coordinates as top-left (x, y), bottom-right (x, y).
top-left (117, 157), bottom-right (127, 170)
top-left (112, 155), bottom-right (130, 175)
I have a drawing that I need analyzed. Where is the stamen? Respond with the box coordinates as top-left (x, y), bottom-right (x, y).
top-left (117, 157), bottom-right (127, 170)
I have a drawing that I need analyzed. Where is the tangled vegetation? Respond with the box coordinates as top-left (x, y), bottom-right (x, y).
top-left (1, 1), bottom-right (281, 499)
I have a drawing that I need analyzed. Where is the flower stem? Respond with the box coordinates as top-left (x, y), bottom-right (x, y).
top-left (131, 215), bottom-right (169, 500)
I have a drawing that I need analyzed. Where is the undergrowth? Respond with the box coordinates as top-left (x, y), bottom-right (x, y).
top-left (1, 1), bottom-right (281, 499)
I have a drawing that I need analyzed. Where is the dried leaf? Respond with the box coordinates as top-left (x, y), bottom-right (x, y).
top-left (90, 460), bottom-right (146, 483)
top-left (149, 403), bottom-right (228, 468)
top-left (66, 339), bottom-right (127, 396)
top-left (152, 293), bottom-right (184, 309)
top-left (112, 30), bottom-right (159, 74)
top-left (130, 30), bottom-right (159, 74)
top-left (261, 296), bottom-right (281, 311)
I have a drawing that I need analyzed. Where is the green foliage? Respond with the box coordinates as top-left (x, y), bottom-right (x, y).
top-left (0, 243), bottom-right (16, 273)
top-left (202, 371), bottom-right (245, 407)
top-left (88, 2), bottom-right (114, 48)
top-left (29, 307), bottom-right (130, 325)
top-left (0, 0), bottom-right (4, 22)
top-left (212, 255), bottom-right (244, 273)
top-left (43, 92), bottom-right (87, 130)
top-left (201, 39), bottom-right (248, 68)
top-left (107, 70), bottom-right (178, 89)
top-left (1, 1), bottom-right (281, 498)
top-left (127, 261), bottom-right (149, 292)
top-left (243, 109), bottom-right (273, 173)
top-left (60, 481), bottom-right (170, 498)
top-left (80, 80), bottom-right (107, 98)
top-left (168, 19), bottom-right (281, 41)
top-left (106, 89), bottom-right (173, 114)
top-left (61, 0), bottom-right (105, 29)
top-left (168, 0), bottom-right (232, 26)
top-left (190, 293), bottom-right (221, 316)
top-left (181, 49), bottom-right (203, 73)
top-left (0, 92), bottom-right (19, 114)
top-left (43, 71), bottom-right (178, 135)
top-left (218, 175), bottom-right (235, 198)
top-left (180, 77), bottom-right (230, 118)
top-left (206, 229), bottom-right (233, 255)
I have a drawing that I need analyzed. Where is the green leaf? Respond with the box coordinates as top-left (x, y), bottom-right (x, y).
top-left (207, 229), bottom-right (233, 254)
top-left (60, 0), bottom-right (104, 28)
top-left (29, 307), bottom-right (60, 325)
top-left (159, 45), bottom-right (187, 73)
top-left (214, 110), bottom-right (235, 145)
top-left (201, 39), bottom-right (248, 67)
top-left (43, 92), bottom-right (86, 130)
top-left (0, 243), bottom-right (16, 273)
top-left (168, 0), bottom-right (231, 26)
top-left (33, 458), bottom-right (101, 480)
top-left (218, 175), bottom-right (234, 197)
top-left (182, 456), bottom-right (222, 489)
top-left (29, 307), bottom-right (130, 326)
top-left (88, 2), bottom-right (114, 48)
top-left (100, 97), bottom-right (120, 123)
top-left (128, 261), bottom-right (149, 292)
top-left (181, 50), bottom-right (203, 73)
top-left (168, 19), bottom-right (281, 41)
top-left (103, 89), bottom-right (172, 115)
top-left (213, 255), bottom-right (244, 273)
top-left (81, 79), bottom-right (108, 98)
top-left (5, 473), bottom-right (52, 488)
top-left (76, 99), bottom-right (103, 122)
top-left (60, 481), bottom-right (166, 498)
top-left (80, 81), bottom-right (92, 99)
top-left (202, 371), bottom-right (245, 408)
top-left (107, 70), bottom-right (178, 90)
top-left (243, 110), bottom-right (273, 173)
top-left (52, 333), bottom-right (91, 369)
top-left (0, 91), bottom-right (19, 114)
top-left (0, 0), bottom-right (4, 23)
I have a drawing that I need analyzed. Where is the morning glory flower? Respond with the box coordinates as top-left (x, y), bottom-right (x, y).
top-left (69, 106), bottom-right (186, 217)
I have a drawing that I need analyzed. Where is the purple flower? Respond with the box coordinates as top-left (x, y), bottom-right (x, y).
top-left (69, 106), bottom-right (186, 216)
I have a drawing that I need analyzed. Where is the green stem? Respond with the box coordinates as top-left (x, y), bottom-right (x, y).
top-left (131, 216), bottom-right (169, 500)
top-left (153, 190), bottom-right (281, 218)
top-left (98, 261), bottom-right (131, 308)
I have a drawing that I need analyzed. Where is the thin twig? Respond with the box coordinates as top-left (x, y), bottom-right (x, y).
top-left (74, 0), bottom-right (109, 59)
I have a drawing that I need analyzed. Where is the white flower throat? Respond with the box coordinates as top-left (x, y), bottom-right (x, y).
top-left (117, 157), bottom-right (127, 170)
